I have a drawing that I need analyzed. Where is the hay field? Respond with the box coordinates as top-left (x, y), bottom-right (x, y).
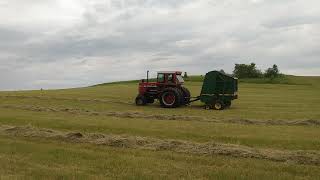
top-left (0, 76), bottom-right (320, 179)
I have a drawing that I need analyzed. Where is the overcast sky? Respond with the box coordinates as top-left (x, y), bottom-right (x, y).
top-left (0, 0), bottom-right (319, 90)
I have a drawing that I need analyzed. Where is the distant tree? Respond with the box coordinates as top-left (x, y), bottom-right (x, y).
top-left (183, 72), bottom-right (188, 78)
top-left (233, 63), bottom-right (263, 78)
top-left (265, 64), bottom-right (280, 79)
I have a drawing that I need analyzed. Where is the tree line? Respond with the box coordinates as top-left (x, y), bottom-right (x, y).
top-left (183, 63), bottom-right (281, 79)
top-left (232, 63), bottom-right (280, 79)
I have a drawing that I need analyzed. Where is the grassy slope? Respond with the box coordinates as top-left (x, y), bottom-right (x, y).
top-left (0, 75), bottom-right (320, 179)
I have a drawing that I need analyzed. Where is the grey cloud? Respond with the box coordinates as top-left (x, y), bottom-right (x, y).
top-left (0, 27), bottom-right (29, 44)
top-left (263, 16), bottom-right (320, 29)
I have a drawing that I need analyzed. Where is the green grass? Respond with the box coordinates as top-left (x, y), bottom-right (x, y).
top-left (0, 75), bottom-right (320, 179)
top-left (238, 75), bottom-right (315, 85)
top-left (1, 137), bottom-right (320, 180)
top-left (185, 74), bottom-right (315, 85)
top-left (0, 108), bottom-right (319, 151)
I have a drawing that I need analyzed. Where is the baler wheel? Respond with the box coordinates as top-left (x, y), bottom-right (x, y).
top-left (213, 100), bottom-right (225, 110)
top-left (204, 104), bottom-right (212, 110)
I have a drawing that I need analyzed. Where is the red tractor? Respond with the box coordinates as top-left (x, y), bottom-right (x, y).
top-left (135, 71), bottom-right (191, 108)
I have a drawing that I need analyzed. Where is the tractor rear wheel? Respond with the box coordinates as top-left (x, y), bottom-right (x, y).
top-left (160, 88), bottom-right (182, 108)
top-left (181, 87), bottom-right (191, 105)
top-left (213, 100), bottom-right (225, 110)
top-left (135, 95), bottom-right (147, 106)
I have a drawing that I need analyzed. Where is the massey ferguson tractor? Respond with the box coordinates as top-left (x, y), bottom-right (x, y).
top-left (135, 71), bottom-right (238, 110)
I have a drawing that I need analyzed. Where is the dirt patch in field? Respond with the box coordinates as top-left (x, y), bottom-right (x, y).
top-left (2, 104), bottom-right (320, 126)
top-left (1, 125), bottom-right (319, 166)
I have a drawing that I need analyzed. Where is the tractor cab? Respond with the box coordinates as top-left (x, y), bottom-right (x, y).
top-left (156, 71), bottom-right (184, 86)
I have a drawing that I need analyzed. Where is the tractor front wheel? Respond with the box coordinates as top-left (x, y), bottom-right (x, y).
top-left (135, 95), bottom-right (147, 106)
top-left (160, 88), bottom-right (182, 108)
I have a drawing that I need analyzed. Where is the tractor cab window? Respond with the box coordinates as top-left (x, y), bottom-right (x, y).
top-left (167, 74), bottom-right (174, 83)
top-left (176, 75), bottom-right (184, 83)
top-left (157, 73), bottom-right (165, 83)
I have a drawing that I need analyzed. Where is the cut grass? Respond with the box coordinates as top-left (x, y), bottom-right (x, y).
top-left (1, 125), bottom-right (320, 166)
top-left (0, 108), bottom-right (319, 151)
top-left (1, 136), bottom-right (320, 180)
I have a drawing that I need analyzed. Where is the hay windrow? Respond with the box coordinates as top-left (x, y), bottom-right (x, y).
top-left (1, 125), bottom-right (319, 166)
top-left (1, 104), bottom-right (320, 126)
top-left (0, 95), bottom-right (131, 105)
